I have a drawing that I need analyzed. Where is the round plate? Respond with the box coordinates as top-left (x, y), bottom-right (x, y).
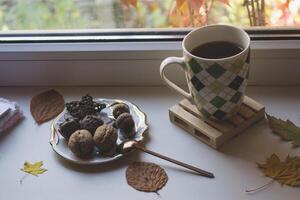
top-left (50, 98), bottom-right (148, 165)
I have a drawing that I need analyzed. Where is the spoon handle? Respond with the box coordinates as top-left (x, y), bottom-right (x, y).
top-left (133, 143), bottom-right (214, 178)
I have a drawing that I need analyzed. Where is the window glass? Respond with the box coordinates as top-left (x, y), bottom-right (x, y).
top-left (0, 0), bottom-right (299, 31)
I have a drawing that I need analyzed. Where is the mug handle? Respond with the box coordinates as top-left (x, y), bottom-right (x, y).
top-left (160, 57), bottom-right (193, 101)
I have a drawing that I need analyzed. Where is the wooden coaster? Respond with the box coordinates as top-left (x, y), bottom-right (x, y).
top-left (169, 96), bottom-right (265, 149)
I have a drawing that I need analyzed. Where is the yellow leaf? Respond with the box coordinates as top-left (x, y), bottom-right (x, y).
top-left (179, 1), bottom-right (190, 14)
top-left (176, 0), bottom-right (203, 14)
top-left (148, 2), bottom-right (159, 12)
top-left (21, 161), bottom-right (47, 176)
top-left (258, 154), bottom-right (300, 187)
top-left (168, 1), bottom-right (191, 27)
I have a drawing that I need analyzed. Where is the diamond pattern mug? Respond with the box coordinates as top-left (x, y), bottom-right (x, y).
top-left (160, 25), bottom-right (250, 120)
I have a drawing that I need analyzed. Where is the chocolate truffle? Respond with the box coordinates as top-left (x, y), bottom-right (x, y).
top-left (80, 115), bottom-right (103, 135)
top-left (116, 113), bottom-right (135, 138)
top-left (112, 121), bottom-right (117, 129)
top-left (59, 118), bottom-right (80, 140)
top-left (94, 125), bottom-right (118, 152)
top-left (113, 103), bottom-right (130, 119)
top-left (68, 130), bottom-right (94, 158)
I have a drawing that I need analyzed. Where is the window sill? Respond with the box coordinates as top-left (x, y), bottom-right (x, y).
top-left (0, 85), bottom-right (299, 199)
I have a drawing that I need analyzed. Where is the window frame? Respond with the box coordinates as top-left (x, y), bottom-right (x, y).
top-left (0, 28), bottom-right (300, 86)
top-left (0, 28), bottom-right (299, 42)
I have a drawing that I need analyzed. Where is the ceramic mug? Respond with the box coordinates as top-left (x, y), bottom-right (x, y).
top-left (160, 24), bottom-right (251, 120)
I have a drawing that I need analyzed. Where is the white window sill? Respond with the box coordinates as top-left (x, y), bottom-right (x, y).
top-left (0, 85), bottom-right (299, 199)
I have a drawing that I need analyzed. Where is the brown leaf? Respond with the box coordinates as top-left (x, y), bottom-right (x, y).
top-left (30, 89), bottom-right (64, 124)
top-left (126, 162), bottom-right (168, 192)
top-left (258, 154), bottom-right (300, 187)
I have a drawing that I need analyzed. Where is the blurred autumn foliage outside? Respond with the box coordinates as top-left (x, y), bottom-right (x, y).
top-left (0, 0), bottom-right (299, 31)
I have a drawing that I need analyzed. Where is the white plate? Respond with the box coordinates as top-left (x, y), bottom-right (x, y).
top-left (50, 98), bottom-right (148, 165)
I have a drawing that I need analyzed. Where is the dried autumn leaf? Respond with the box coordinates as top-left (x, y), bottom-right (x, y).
top-left (258, 154), bottom-right (300, 187)
top-left (169, 1), bottom-right (193, 27)
top-left (266, 114), bottom-right (300, 147)
top-left (21, 161), bottom-right (47, 176)
top-left (30, 89), bottom-right (65, 124)
top-left (176, 0), bottom-right (186, 7)
top-left (126, 162), bottom-right (168, 192)
top-left (121, 0), bottom-right (137, 8)
top-left (189, 0), bottom-right (205, 11)
top-left (175, 0), bottom-right (205, 14)
top-left (147, 2), bottom-right (159, 12)
top-left (170, 0), bottom-right (216, 27)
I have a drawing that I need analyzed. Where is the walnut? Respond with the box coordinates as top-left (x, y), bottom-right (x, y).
top-left (94, 125), bottom-right (118, 152)
top-left (68, 130), bottom-right (94, 157)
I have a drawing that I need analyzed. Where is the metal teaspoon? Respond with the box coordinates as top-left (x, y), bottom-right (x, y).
top-left (120, 140), bottom-right (214, 178)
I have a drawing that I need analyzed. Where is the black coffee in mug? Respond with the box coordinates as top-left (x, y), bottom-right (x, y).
top-left (191, 41), bottom-right (243, 59)
top-left (160, 25), bottom-right (251, 120)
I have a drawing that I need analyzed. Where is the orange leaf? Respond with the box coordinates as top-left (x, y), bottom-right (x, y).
top-left (121, 0), bottom-right (137, 8)
top-left (148, 2), bottom-right (159, 12)
top-left (176, 0), bottom-right (205, 12)
top-left (178, 1), bottom-right (190, 14)
top-left (169, 1), bottom-right (191, 27)
top-left (189, 0), bottom-right (205, 10)
top-left (176, 0), bottom-right (186, 7)
top-left (170, 0), bottom-right (209, 27)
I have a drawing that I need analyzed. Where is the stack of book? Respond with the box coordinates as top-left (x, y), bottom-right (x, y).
top-left (0, 98), bottom-right (23, 134)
